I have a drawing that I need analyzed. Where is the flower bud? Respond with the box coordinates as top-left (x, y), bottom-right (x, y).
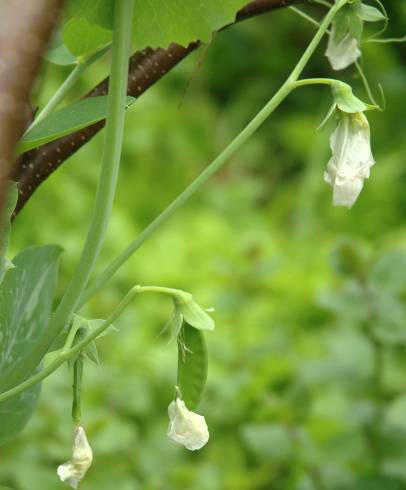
top-left (57, 426), bottom-right (93, 489)
top-left (172, 291), bottom-right (215, 331)
top-left (167, 398), bottom-right (209, 451)
top-left (324, 111), bottom-right (374, 208)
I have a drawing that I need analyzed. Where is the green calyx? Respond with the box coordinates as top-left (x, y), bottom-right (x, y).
top-left (331, 81), bottom-right (368, 113)
top-left (172, 291), bottom-right (215, 331)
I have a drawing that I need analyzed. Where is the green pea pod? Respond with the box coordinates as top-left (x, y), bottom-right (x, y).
top-left (177, 323), bottom-right (208, 410)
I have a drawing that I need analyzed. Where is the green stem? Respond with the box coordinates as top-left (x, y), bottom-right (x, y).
top-left (367, 36), bottom-right (406, 44)
top-left (80, 0), bottom-right (348, 307)
top-left (289, 6), bottom-right (323, 29)
top-left (0, 0), bottom-right (134, 392)
top-left (0, 285), bottom-right (140, 404)
top-left (311, 0), bottom-right (333, 7)
top-left (0, 0), bottom-right (348, 400)
top-left (72, 356), bottom-right (83, 424)
top-left (136, 285), bottom-right (180, 296)
top-left (0, 284), bottom-right (194, 403)
top-left (29, 45), bottom-right (110, 129)
top-left (292, 78), bottom-right (335, 88)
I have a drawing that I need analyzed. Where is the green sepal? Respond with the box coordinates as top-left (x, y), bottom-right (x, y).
top-left (172, 291), bottom-right (215, 331)
top-left (331, 82), bottom-right (367, 113)
top-left (333, 2), bottom-right (363, 44)
top-left (360, 3), bottom-right (386, 22)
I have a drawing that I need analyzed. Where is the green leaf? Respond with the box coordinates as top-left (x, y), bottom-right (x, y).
top-left (132, 0), bottom-right (248, 50)
top-left (63, 17), bottom-right (111, 57)
top-left (0, 245), bottom-right (63, 374)
top-left (0, 182), bottom-right (18, 285)
top-left (177, 323), bottom-right (208, 410)
top-left (0, 383), bottom-right (40, 446)
top-left (66, 0), bottom-right (248, 50)
top-left (360, 3), bottom-right (386, 22)
top-left (45, 43), bottom-right (77, 66)
top-left (18, 96), bottom-right (135, 153)
top-left (66, 0), bottom-right (113, 30)
top-left (0, 245), bottom-right (62, 444)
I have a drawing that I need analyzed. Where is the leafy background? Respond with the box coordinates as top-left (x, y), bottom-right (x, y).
top-left (1, 1), bottom-right (406, 489)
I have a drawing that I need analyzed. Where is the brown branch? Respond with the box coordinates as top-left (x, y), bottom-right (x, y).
top-left (0, 0), bottom-right (64, 223)
top-left (13, 0), bottom-right (299, 217)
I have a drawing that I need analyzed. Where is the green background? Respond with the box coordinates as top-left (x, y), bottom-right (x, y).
top-left (1, 2), bottom-right (406, 489)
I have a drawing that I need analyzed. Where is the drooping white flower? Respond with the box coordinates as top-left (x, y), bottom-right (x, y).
top-left (324, 111), bottom-right (374, 208)
top-left (326, 23), bottom-right (361, 71)
top-left (57, 426), bottom-right (93, 489)
top-left (167, 398), bottom-right (209, 451)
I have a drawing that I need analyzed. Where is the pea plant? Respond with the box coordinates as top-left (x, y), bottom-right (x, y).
top-left (0, 0), bottom-right (391, 487)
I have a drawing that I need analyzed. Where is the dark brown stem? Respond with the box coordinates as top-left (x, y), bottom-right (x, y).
top-left (0, 0), bottom-right (64, 224)
top-left (12, 0), bottom-right (299, 218)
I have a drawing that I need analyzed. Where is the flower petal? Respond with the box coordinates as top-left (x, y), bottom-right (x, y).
top-left (325, 111), bottom-right (374, 208)
top-left (57, 427), bottom-right (93, 489)
top-left (326, 24), bottom-right (361, 71)
top-left (167, 398), bottom-right (209, 451)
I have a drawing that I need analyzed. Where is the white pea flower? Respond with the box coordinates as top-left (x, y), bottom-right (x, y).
top-left (57, 426), bottom-right (93, 489)
top-left (326, 23), bottom-right (361, 70)
top-left (167, 398), bottom-right (209, 451)
top-left (324, 111), bottom-right (374, 208)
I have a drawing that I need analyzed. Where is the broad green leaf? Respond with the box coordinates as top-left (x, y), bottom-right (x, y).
top-left (45, 43), bottom-right (77, 66)
top-left (66, 0), bottom-right (113, 30)
top-left (132, 0), bottom-right (248, 50)
top-left (63, 17), bottom-right (111, 57)
top-left (18, 96), bottom-right (135, 153)
top-left (66, 0), bottom-right (248, 50)
top-left (0, 182), bottom-right (18, 284)
top-left (177, 323), bottom-right (208, 409)
top-left (0, 245), bottom-right (63, 374)
top-left (0, 245), bottom-right (62, 444)
top-left (0, 383), bottom-right (40, 446)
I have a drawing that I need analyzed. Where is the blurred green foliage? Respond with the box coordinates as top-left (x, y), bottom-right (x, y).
top-left (1, 1), bottom-right (406, 489)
